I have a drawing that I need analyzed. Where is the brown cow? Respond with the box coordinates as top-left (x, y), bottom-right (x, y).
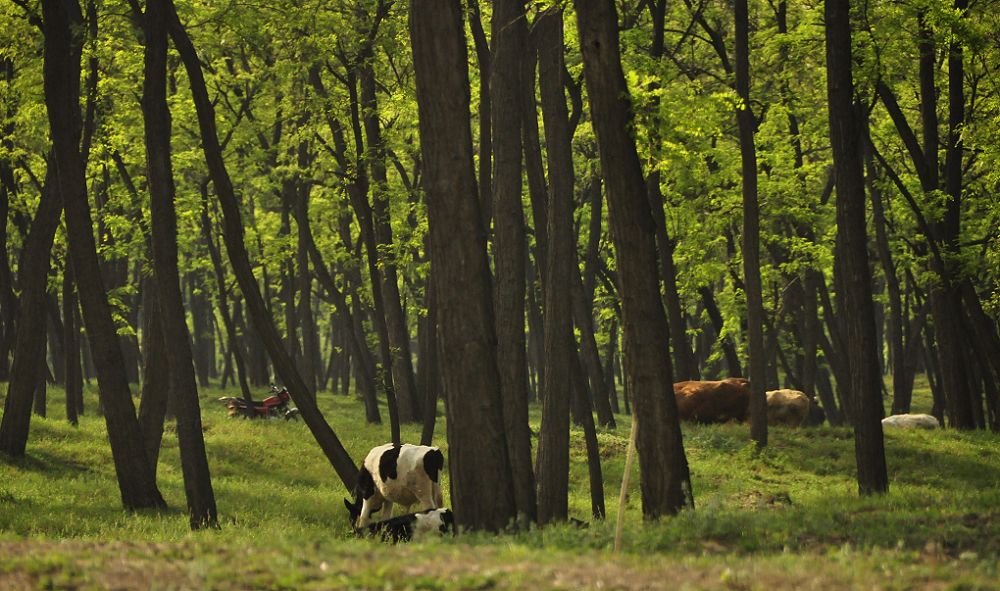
top-left (765, 389), bottom-right (811, 427)
top-left (673, 378), bottom-right (750, 423)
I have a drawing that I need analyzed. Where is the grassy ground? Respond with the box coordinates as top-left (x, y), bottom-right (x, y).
top-left (1, 376), bottom-right (998, 590)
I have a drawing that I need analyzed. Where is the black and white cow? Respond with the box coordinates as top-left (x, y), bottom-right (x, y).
top-left (354, 508), bottom-right (455, 543)
top-left (343, 443), bottom-right (445, 528)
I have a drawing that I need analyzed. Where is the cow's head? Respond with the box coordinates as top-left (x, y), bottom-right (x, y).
top-left (344, 466), bottom-right (379, 527)
top-left (343, 497), bottom-right (364, 526)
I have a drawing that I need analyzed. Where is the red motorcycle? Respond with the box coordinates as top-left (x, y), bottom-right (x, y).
top-left (218, 385), bottom-right (301, 420)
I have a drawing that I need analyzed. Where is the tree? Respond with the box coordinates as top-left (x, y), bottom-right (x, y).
top-left (824, 0), bottom-right (889, 495)
top-left (491, 0), bottom-right (537, 523)
top-left (575, 0), bottom-right (694, 518)
top-left (734, 0), bottom-right (768, 447)
top-left (409, 0), bottom-right (518, 531)
top-left (46, 0), bottom-right (165, 510)
top-left (142, 0), bottom-right (218, 528)
top-left (164, 0), bottom-right (358, 490)
top-left (535, 6), bottom-right (575, 525)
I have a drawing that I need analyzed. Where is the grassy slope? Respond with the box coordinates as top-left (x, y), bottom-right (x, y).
top-left (1, 377), bottom-right (998, 590)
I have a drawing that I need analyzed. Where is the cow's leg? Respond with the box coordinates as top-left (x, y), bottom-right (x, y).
top-left (381, 500), bottom-right (394, 519)
top-left (432, 483), bottom-right (443, 509)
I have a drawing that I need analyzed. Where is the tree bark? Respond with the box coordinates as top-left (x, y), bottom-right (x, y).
top-left (46, 0), bottom-right (165, 509)
top-left (575, 0), bottom-right (694, 518)
top-left (144, 0), bottom-right (218, 528)
top-left (491, 0), bottom-right (537, 523)
top-left (63, 263), bottom-right (81, 426)
top-left (138, 276), bottom-right (169, 473)
top-left (0, 160), bottom-right (61, 456)
top-left (825, 0), bottom-right (888, 495)
top-left (734, 0), bottom-right (768, 447)
top-left (535, 8), bottom-right (576, 525)
top-left (409, 0), bottom-right (517, 531)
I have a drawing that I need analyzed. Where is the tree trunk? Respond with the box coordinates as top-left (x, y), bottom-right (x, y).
top-left (0, 165), bottom-right (61, 457)
top-left (200, 192), bottom-right (252, 401)
top-left (733, 0), bottom-right (767, 447)
top-left (491, 0), bottom-right (537, 524)
top-left (166, 0), bottom-right (358, 490)
top-left (409, 0), bottom-right (517, 531)
top-left (138, 276), bottom-right (169, 475)
top-left (48, 0), bottom-right (165, 509)
top-left (535, 8), bottom-right (580, 524)
top-left (575, 0), bottom-right (694, 518)
top-left (360, 65), bottom-right (420, 424)
top-left (64, 263), bottom-right (81, 426)
top-left (825, 0), bottom-right (888, 495)
top-left (144, 0), bottom-right (218, 527)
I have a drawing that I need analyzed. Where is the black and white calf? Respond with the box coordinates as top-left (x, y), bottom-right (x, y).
top-left (355, 508), bottom-right (454, 543)
top-left (343, 443), bottom-right (445, 528)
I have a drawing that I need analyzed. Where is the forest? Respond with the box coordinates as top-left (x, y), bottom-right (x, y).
top-left (1, 0), bottom-right (999, 587)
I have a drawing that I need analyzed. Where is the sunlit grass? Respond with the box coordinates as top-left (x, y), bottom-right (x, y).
top-left (1, 375), bottom-right (997, 588)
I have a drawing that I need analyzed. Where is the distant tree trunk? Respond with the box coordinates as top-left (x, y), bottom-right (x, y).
top-left (144, 0), bottom-right (218, 528)
top-left (734, 0), bottom-right (768, 447)
top-left (138, 276), bottom-right (169, 474)
top-left (575, 0), bottom-right (694, 518)
top-left (188, 271), bottom-right (214, 387)
top-left (46, 0), bottom-right (165, 509)
top-left (419, 281), bottom-right (441, 447)
top-left (33, 358), bottom-right (47, 418)
top-left (360, 65), bottom-right (420, 424)
top-left (167, 0), bottom-right (358, 490)
top-left (570, 347), bottom-right (606, 519)
top-left (603, 319), bottom-right (620, 414)
top-left (291, 147), bottom-right (320, 396)
top-left (409, 0), bottom-right (517, 531)
top-left (200, 192), bottom-right (252, 401)
top-left (64, 264), bottom-right (81, 426)
top-left (46, 293), bottom-right (65, 386)
top-left (468, 0), bottom-right (492, 230)
top-left (491, 0), bottom-right (537, 523)
top-left (699, 286), bottom-right (742, 377)
top-left (535, 8), bottom-right (576, 525)
top-left (825, 0), bottom-right (888, 495)
top-left (866, 142), bottom-right (910, 413)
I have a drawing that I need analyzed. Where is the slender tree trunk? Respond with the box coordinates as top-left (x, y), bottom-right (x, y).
top-left (535, 8), bottom-right (577, 525)
top-left (491, 0), bottom-right (536, 524)
top-left (48, 0), bottom-right (165, 509)
top-left (575, 0), bottom-right (694, 518)
top-left (409, 0), bottom-right (517, 531)
top-left (64, 263), bottom-right (81, 426)
top-left (468, 0), bottom-right (492, 230)
top-left (144, 0), bottom-right (218, 527)
top-left (734, 0), bottom-right (768, 447)
top-left (825, 0), bottom-right (888, 495)
top-left (200, 192), bottom-right (252, 401)
top-left (0, 165), bottom-right (60, 456)
top-left (138, 276), bottom-right (169, 475)
top-left (571, 345), bottom-right (606, 519)
top-left (360, 65), bottom-right (419, 424)
top-left (699, 286), bottom-right (742, 377)
top-left (166, 0), bottom-right (358, 490)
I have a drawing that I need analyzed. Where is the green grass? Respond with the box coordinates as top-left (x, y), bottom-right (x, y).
top-left (1, 376), bottom-right (998, 590)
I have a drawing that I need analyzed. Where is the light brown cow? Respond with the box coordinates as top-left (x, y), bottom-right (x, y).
top-left (673, 378), bottom-right (750, 424)
top-left (765, 389), bottom-right (811, 427)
